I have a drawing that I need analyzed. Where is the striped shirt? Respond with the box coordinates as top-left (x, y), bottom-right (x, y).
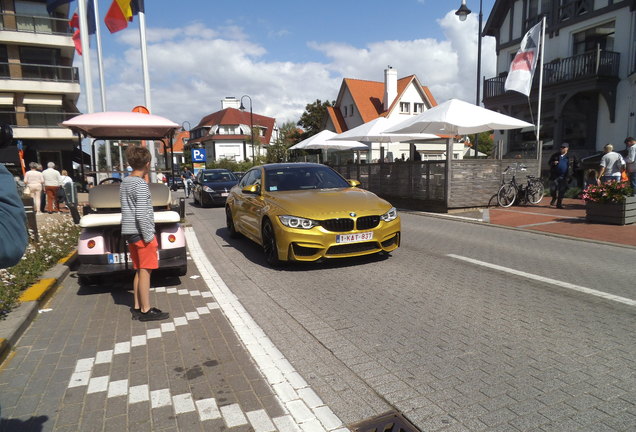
top-left (120, 175), bottom-right (155, 243)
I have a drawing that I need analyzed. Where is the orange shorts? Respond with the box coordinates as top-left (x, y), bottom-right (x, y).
top-left (128, 237), bottom-right (158, 270)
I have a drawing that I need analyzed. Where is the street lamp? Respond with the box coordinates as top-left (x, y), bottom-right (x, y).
top-left (239, 95), bottom-right (255, 165)
top-left (456, 0), bottom-right (482, 158)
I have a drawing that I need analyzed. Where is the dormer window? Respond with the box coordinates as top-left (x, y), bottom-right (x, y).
top-left (414, 103), bottom-right (424, 114)
top-left (400, 102), bottom-right (410, 114)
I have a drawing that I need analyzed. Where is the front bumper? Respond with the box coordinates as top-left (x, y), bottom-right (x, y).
top-left (273, 218), bottom-right (401, 262)
top-left (203, 192), bottom-right (230, 205)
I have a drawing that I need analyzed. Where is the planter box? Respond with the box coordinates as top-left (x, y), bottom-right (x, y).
top-left (585, 196), bottom-right (636, 225)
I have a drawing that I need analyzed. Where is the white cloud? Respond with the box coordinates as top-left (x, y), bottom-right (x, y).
top-left (76, 10), bottom-right (496, 128)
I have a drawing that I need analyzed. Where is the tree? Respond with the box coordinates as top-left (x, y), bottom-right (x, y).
top-left (297, 99), bottom-right (334, 139)
top-left (266, 121), bottom-right (302, 163)
top-left (465, 132), bottom-right (494, 158)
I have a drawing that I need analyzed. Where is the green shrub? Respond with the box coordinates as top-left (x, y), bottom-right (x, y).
top-left (0, 217), bottom-right (80, 320)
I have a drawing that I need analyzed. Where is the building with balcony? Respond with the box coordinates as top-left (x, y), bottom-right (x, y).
top-left (189, 97), bottom-right (278, 163)
top-left (0, 0), bottom-right (80, 176)
top-left (483, 0), bottom-right (635, 163)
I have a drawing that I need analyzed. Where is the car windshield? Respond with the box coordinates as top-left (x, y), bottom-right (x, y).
top-left (264, 166), bottom-right (350, 192)
top-left (203, 172), bottom-right (236, 182)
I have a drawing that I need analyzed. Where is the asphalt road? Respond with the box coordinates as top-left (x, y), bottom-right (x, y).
top-left (186, 200), bottom-right (636, 431)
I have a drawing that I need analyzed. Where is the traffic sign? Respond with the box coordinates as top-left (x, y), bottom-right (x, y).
top-left (192, 148), bottom-right (206, 162)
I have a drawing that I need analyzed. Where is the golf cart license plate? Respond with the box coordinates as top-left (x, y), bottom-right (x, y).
top-left (336, 232), bottom-right (373, 243)
top-left (107, 251), bottom-right (159, 264)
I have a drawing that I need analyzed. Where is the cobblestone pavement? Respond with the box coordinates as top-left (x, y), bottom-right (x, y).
top-left (0, 233), bottom-right (346, 432)
top-left (186, 204), bottom-right (636, 432)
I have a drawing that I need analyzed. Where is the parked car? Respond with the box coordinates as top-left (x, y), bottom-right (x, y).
top-left (233, 171), bottom-right (246, 180)
top-left (225, 162), bottom-right (401, 266)
top-left (192, 169), bottom-right (239, 207)
top-left (167, 175), bottom-right (184, 190)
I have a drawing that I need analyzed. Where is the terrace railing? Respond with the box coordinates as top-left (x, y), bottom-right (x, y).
top-left (0, 62), bottom-right (79, 82)
top-left (0, 13), bottom-right (73, 36)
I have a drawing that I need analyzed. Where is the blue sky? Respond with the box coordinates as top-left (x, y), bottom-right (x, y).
top-left (76, 0), bottom-right (498, 126)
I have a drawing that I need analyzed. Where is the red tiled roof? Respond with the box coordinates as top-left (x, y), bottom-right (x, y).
top-left (157, 130), bottom-right (189, 155)
top-left (192, 107), bottom-right (276, 146)
top-left (326, 106), bottom-right (347, 133)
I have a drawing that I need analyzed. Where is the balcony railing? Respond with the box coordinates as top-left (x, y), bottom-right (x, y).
top-left (0, 111), bottom-right (78, 128)
top-left (484, 50), bottom-right (620, 99)
top-left (0, 62), bottom-right (79, 82)
top-left (0, 13), bottom-right (73, 36)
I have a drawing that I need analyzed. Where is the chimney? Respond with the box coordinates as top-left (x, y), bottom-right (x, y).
top-left (221, 97), bottom-right (240, 109)
top-left (383, 66), bottom-right (397, 111)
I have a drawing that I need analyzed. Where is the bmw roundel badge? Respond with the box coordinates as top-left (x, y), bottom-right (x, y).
top-left (349, 212), bottom-right (356, 217)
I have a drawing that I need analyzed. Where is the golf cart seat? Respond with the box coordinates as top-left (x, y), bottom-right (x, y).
top-left (89, 183), bottom-right (172, 210)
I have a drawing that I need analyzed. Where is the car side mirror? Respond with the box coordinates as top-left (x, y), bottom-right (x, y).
top-left (242, 184), bottom-right (259, 194)
top-left (348, 179), bottom-right (361, 187)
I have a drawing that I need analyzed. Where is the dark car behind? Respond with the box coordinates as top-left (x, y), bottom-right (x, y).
top-left (193, 169), bottom-right (238, 207)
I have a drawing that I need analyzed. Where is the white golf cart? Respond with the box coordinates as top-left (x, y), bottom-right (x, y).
top-left (62, 112), bottom-right (187, 285)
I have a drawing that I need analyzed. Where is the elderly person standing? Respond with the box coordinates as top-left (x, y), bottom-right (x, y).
top-left (625, 137), bottom-right (636, 195)
top-left (42, 162), bottom-right (62, 213)
top-left (598, 144), bottom-right (625, 184)
top-left (548, 142), bottom-right (579, 209)
top-left (23, 162), bottom-right (44, 214)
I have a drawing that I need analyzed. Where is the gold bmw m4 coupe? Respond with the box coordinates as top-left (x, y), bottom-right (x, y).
top-left (225, 163), bottom-right (401, 266)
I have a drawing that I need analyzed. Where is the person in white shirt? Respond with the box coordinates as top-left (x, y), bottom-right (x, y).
top-left (598, 144), bottom-right (625, 184)
top-left (625, 137), bottom-right (636, 196)
top-left (42, 162), bottom-right (62, 213)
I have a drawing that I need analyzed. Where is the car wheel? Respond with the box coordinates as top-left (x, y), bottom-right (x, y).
top-left (226, 206), bottom-right (241, 238)
top-left (261, 219), bottom-right (281, 267)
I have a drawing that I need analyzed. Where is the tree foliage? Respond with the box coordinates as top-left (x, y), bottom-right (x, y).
top-left (297, 99), bottom-right (334, 139)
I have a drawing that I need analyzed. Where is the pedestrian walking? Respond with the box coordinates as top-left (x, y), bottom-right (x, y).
top-left (120, 146), bottom-right (169, 322)
top-left (42, 162), bottom-right (62, 213)
top-left (598, 143), bottom-right (625, 184)
top-left (23, 162), bottom-right (44, 214)
top-left (625, 137), bottom-right (636, 195)
top-left (181, 166), bottom-right (194, 197)
top-left (548, 142), bottom-right (579, 209)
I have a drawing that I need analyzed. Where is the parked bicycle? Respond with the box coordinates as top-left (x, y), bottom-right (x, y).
top-left (497, 163), bottom-right (545, 207)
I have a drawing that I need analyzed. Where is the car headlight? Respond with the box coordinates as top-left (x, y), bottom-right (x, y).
top-left (381, 207), bottom-right (398, 222)
top-left (203, 186), bottom-right (215, 193)
top-left (278, 215), bottom-right (318, 229)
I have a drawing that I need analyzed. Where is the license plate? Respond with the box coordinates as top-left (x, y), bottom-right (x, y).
top-left (107, 252), bottom-right (131, 264)
top-left (336, 232), bottom-right (373, 243)
top-left (221, 192), bottom-right (229, 197)
top-left (107, 251), bottom-right (159, 264)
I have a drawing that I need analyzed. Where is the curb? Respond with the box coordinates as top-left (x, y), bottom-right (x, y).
top-left (0, 250), bottom-right (77, 365)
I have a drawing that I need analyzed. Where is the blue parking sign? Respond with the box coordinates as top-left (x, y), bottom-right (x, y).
top-left (192, 148), bottom-right (206, 162)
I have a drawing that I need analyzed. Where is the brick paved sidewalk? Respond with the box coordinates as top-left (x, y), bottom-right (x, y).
top-left (0, 238), bottom-right (344, 431)
top-left (487, 197), bottom-right (636, 247)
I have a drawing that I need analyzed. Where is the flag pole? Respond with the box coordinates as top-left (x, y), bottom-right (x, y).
top-left (92, 0), bottom-right (112, 173)
top-left (77, 0), bottom-right (93, 114)
top-left (137, 5), bottom-right (156, 180)
top-left (536, 16), bottom-right (546, 175)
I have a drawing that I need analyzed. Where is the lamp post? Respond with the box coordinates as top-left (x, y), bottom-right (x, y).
top-left (456, 0), bottom-right (482, 158)
top-left (239, 95), bottom-right (255, 165)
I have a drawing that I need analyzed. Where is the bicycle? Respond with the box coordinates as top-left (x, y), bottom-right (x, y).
top-left (497, 163), bottom-right (545, 207)
top-left (184, 178), bottom-right (193, 198)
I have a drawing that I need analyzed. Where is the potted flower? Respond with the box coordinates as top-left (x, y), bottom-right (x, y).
top-left (581, 180), bottom-right (635, 225)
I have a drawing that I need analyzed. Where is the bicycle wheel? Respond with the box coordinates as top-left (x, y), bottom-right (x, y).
top-left (526, 179), bottom-right (545, 205)
top-left (497, 183), bottom-right (517, 207)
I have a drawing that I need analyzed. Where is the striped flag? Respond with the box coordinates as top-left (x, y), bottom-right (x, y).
top-left (104, 0), bottom-right (144, 33)
top-left (504, 22), bottom-right (542, 96)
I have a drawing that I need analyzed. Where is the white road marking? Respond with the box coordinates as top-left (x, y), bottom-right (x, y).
top-left (247, 409), bottom-right (277, 432)
top-left (131, 335), bottom-right (147, 347)
top-left (185, 311), bottom-right (199, 320)
top-left (151, 388), bottom-right (172, 408)
top-left (74, 357), bottom-right (94, 373)
top-left (190, 290), bottom-right (201, 296)
top-left (196, 398), bottom-right (221, 421)
top-left (173, 393), bottom-right (196, 414)
top-left (447, 254), bottom-right (636, 307)
top-left (177, 289), bottom-right (189, 295)
top-left (146, 328), bottom-right (162, 339)
top-left (185, 227), bottom-right (348, 431)
top-left (87, 375), bottom-right (109, 394)
top-left (221, 403), bottom-right (248, 427)
top-left (107, 379), bottom-right (128, 398)
top-left (173, 316), bottom-right (188, 326)
top-left (113, 342), bottom-right (130, 354)
top-left (160, 322), bottom-right (175, 333)
top-left (94, 350), bottom-right (113, 364)
top-left (68, 371), bottom-right (90, 388)
top-left (128, 384), bottom-right (149, 404)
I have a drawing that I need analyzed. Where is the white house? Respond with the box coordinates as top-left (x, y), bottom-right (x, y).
top-left (189, 97), bottom-right (279, 163)
top-left (324, 68), bottom-right (466, 162)
top-left (483, 0), bottom-right (635, 162)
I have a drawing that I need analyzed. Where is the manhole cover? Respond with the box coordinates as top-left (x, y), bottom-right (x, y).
top-left (350, 411), bottom-right (421, 432)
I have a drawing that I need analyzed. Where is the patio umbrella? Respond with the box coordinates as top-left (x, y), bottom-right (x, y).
top-left (289, 130), bottom-right (368, 151)
top-left (385, 99), bottom-right (533, 135)
top-left (329, 116), bottom-right (439, 143)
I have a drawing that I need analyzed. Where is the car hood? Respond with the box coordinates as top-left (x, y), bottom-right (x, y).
top-left (265, 188), bottom-right (392, 218)
top-left (203, 181), bottom-right (237, 190)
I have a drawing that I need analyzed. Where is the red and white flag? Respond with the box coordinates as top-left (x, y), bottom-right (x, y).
top-left (505, 22), bottom-right (542, 96)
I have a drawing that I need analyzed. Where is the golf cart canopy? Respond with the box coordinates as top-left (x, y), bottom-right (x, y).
top-left (61, 111), bottom-right (180, 139)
